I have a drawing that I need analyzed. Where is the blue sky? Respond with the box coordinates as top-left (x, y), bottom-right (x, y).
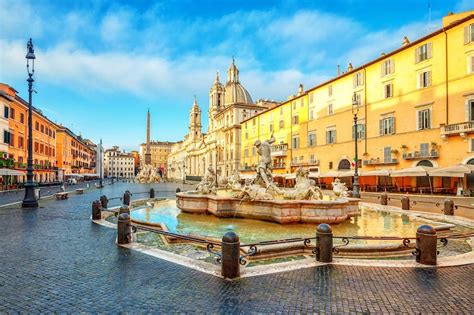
top-left (0, 0), bottom-right (472, 151)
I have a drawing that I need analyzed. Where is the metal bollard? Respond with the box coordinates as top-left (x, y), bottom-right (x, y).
top-left (415, 225), bottom-right (437, 265)
top-left (117, 213), bottom-right (133, 245)
top-left (221, 231), bottom-right (240, 279)
top-left (443, 199), bottom-right (454, 215)
top-left (119, 205), bottom-right (130, 215)
top-left (380, 193), bottom-right (388, 206)
top-left (176, 188), bottom-right (181, 193)
top-left (316, 224), bottom-right (333, 263)
top-left (123, 190), bottom-right (131, 206)
top-left (401, 196), bottom-right (410, 210)
top-left (92, 200), bottom-right (102, 220)
top-left (100, 195), bottom-right (108, 209)
top-left (150, 188), bottom-right (155, 199)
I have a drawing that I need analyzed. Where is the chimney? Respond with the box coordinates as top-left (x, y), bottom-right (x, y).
top-left (337, 65), bottom-right (340, 76)
top-left (402, 36), bottom-right (410, 46)
top-left (298, 83), bottom-right (304, 95)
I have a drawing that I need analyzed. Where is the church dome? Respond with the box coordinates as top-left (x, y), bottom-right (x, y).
top-left (223, 59), bottom-right (253, 105)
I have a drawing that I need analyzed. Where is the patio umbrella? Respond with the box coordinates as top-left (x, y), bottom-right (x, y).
top-left (318, 170), bottom-right (354, 178)
top-left (391, 166), bottom-right (434, 194)
top-left (360, 169), bottom-right (393, 191)
top-left (0, 168), bottom-right (25, 176)
top-left (428, 164), bottom-right (474, 177)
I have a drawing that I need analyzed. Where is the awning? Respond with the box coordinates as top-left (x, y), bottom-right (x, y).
top-left (428, 164), bottom-right (474, 177)
top-left (318, 170), bottom-right (353, 178)
top-left (308, 171), bottom-right (319, 178)
top-left (391, 166), bottom-right (434, 177)
top-left (0, 168), bottom-right (26, 176)
top-left (285, 173), bottom-right (296, 179)
top-left (360, 169), bottom-right (392, 177)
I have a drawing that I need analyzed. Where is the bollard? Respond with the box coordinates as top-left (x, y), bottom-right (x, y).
top-left (380, 192), bottom-right (388, 206)
top-left (117, 213), bottom-right (133, 245)
top-left (119, 205), bottom-right (130, 215)
top-left (100, 195), bottom-right (108, 209)
top-left (401, 196), bottom-right (410, 210)
top-left (221, 231), bottom-right (240, 279)
top-left (123, 190), bottom-right (131, 206)
top-left (150, 188), bottom-right (155, 199)
top-left (443, 199), bottom-right (454, 215)
top-left (92, 200), bottom-right (102, 220)
top-left (415, 225), bottom-right (437, 265)
top-left (316, 224), bottom-right (333, 263)
top-left (176, 188), bottom-right (181, 193)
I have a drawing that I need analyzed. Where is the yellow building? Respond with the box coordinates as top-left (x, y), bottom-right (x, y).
top-left (139, 141), bottom-right (174, 175)
top-left (241, 11), bottom-right (474, 193)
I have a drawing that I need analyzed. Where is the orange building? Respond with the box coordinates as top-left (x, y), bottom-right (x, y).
top-left (1, 83), bottom-right (58, 183)
top-left (56, 126), bottom-right (95, 177)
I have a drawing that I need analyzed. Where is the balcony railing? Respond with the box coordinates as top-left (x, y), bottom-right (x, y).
top-left (271, 144), bottom-right (288, 157)
top-left (441, 121), bottom-right (474, 137)
top-left (363, 158), bottom-right (399, 166)
top-left (273, 163), bottom-right (286, 169)
top-left (290, 160), bottom-right (320, 167)
top-left (403, 150), bottom-right (439, 160)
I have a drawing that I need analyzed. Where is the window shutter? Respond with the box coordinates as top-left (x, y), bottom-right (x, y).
top-left (417, 110), bottom-right (422, 130)
top-left (415, 47), bottom-right (419, 63)
top-left (427, 42), bottom-right (432, 59)
top-left (466, 100), bottom-right (472, 121)
top-left (353, 75), bottom-right (357, 88)
top-left (326, 131), bottom-right (329, 144)
top-left (390, 60), bottom-right (394, 74)
top-left (379, 119), bottom-right (383, 135)
top-left (427, 71), bottom-right (432, 86)
top-left (391, 117), bottom-right (396, 134)
top-left (465, 26), bottom-right (470, 44)
top-left (381, 63), bottom-right (384, 77)
top-left (427, 109), bottom-right (431, 128)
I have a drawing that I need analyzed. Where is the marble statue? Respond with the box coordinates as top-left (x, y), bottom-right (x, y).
top-left (135, 164), bottom-right (161, 183)
top-left (227, 170), bottom-right (243, 190)
top-left (236, 178), bottom-right (274, 201)
top-left (196, 165), bottom-right (217, 194)
top-left (332, 178), bottom-right (349, 198)
top-left (281, 167), bottom-right (324, 200)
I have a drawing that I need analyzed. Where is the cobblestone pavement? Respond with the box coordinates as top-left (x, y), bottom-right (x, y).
top-left (0, 182), bottom-right (473, 313)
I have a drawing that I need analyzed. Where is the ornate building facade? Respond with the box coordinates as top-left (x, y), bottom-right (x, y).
top-left (168, 59), bottom-right (277, 180)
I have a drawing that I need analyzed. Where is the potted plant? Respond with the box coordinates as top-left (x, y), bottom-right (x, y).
top-left (391, 149), bottom-right (399, 155)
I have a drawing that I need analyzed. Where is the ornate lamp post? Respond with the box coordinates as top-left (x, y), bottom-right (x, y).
top-left (22, 38), bottom-right (39, 208)
top-left (352, 92), bottom-right (360, 198)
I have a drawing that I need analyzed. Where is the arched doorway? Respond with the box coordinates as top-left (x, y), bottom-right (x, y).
top-left (416, 160), bottom-right (433, 167)
top-left (338, 159), bottom-right (351, 170)
top-left (416, 160), bottom-right (433, 188)
top-left (467, 158), bottom-right (474, 165)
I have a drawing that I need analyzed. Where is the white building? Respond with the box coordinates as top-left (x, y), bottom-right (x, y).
top-left (104, 146), bottom-right (135, 179)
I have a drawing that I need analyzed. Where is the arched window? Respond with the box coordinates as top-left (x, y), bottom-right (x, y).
top-left (338, 159), bottom-right (351, 170)
top-left (416, 160), bottom-right (433, 167)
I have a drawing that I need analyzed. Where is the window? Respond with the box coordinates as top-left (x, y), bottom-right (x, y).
top-left (308, 132), bottom-right (316, 147)
top-left (292, 115), bottom-right (299, 125)
top-left (245, 132), bottom-right (248, 139)
top-left (354, 92), bottom-right (363, 106)
top-left (328, 104), bottom-right (334, 115)
top-left (329, 161), bottom-right (333, 169)
top-left (468, 99), bottom-right (474, 121)
top-left (35, 122), bottom-right (39, 130)
top-left (383, 147), bottom-right (391, 163)
top-left (244, 148), bottom-right (248, 158)
top-left (309, 108), bottom-right (315, 120)
top-left (420, 143), bottom-right (429, 156)
top-left (328, 85), bottom-right (333, 96)
top-left (379, 117), bottom-right (395, 135)
top-left (384, 83), bottom-right (393, 98)
top-left (292, 135), bottom-right (300, 149)
top-left (381, 59), bottom-right (394, 76)
top-left (352, 124), bottom-right (365, 140)
top-left (3, 106), bottom-right (9, 118)
top-left (10, 108), bottom-right (15, 119)
top-left (415, 43), bottom-right (432, 63)
top-left (309, 93), bottom-right (313, 104)
top-left (326, 129), bottom-right (336, 144)
top-left (279, 120), bottom-right (284, 129)
top-left (292, 101), bottom-right (296, 110)
top-left (40, 125), bottom-right (44, 133)
top-left (3, 130), bottom-right (10, 144)
top-left (468, 55), bottom-right (474, 74)
top-left (417, 70), bottom-right (431, 88)
top-left (20, 113), bottom-right (24, 123)
top-left (353, 72), bottom-right (364, 88)
top-left (269, 124), bottom-right (273, 132)
top-left (252, 147), bottom-right (256, 156)
top-left (464, 23), bottom-right (474, 44)
top-left (470, 139), bottom-right (474, 152)
top-left (18, 136), bottom-right (23, 149)
top-left (300, 99), bottom-right (304, 107)
top-left (417, 109), bottom-right (431, 130)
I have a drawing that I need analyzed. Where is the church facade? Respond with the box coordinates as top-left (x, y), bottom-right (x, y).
top-left (167, 59), bottom-right (277, 181)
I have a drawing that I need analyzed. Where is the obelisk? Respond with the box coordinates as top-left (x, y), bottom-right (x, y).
top-left (145, 109), bottom-right (152, 165)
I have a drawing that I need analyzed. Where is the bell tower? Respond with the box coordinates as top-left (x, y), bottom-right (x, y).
top-left (189, 96), bottom-right (202, 140)
top-left (209, 72), bottom-right (224, 131)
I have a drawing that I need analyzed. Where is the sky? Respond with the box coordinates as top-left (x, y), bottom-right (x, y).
top-left (0, 0), bottom-right (472, 151)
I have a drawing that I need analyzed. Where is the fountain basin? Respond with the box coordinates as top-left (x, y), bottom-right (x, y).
top-left (176, 192), bottom-right (360, 224)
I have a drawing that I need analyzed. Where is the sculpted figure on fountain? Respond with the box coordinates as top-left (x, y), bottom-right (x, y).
top-left (196, 165), bottom-right (218, 194)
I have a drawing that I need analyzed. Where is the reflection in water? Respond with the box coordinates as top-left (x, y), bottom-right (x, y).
top-left (131, 201), bottom-right (426, 244)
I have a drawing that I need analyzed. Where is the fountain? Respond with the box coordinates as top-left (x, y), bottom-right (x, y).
top-left (135, 164), bottom-right (161, 183)
top-left (176, 134), bottom-right (359, 224)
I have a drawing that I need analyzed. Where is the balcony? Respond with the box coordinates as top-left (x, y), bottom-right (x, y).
top-left (402, 150), bottom-right (439, 160)
top-left (273, 163), bottom-right (286, 169)
top-left (363, 158), bottom-right (399, 166)
top-left (441, 121), bottom-right (474, 137)
top-left (271, 144), bottom-right (288, 157)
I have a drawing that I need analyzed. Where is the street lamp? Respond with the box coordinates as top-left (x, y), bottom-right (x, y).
top-left (22, 38), bottom-right (39, 208)
top-left (352, 91), bottom-right (360, 198)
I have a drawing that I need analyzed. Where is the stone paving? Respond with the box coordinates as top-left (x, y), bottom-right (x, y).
top-left (0, 182), bottom-right (473, 313)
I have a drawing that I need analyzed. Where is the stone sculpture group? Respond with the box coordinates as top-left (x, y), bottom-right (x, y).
top-left (194, 133), bottom-right (349, 201)
top-left (135, 164), bottom-right (162, 183)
